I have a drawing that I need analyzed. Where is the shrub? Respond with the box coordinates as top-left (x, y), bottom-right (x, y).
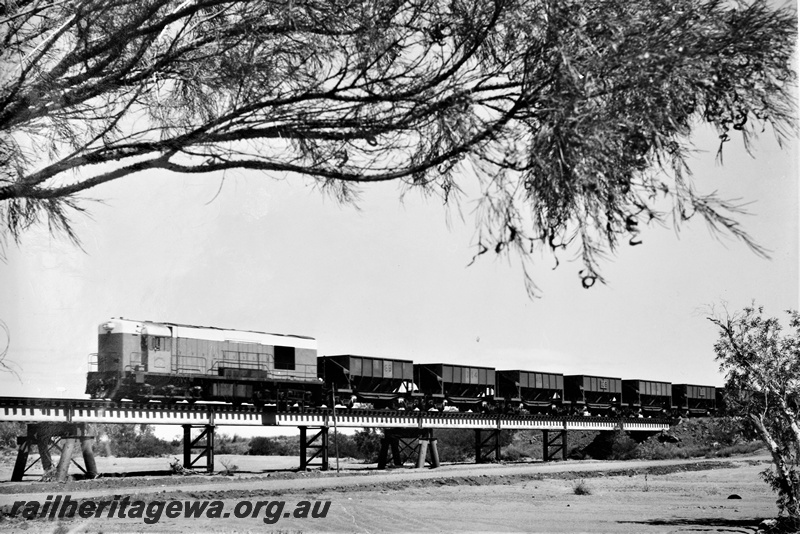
top-left (216, 434), bottom-right (250, 455)
top-left (581, 429), bottom-right (638, 460)
top-left (501, 443), bottom-right (531, 462)
top-left (0, 422), bottom-right (25, 450)
top-left (573, 479), bottom-right (592, 495)
top-left (353, 428), bottom-right (382, 462)
top-left (248, 437), bottom-right (279, 456)
top-left (94, 424), bottom-right (176, 457)
top-left (610, 431), bottom-right (639, 460)
top-left (219, 459), bottom-right (238, 476)
top-left (329, 432), bottom-right (360, 459)
top-left (248, 436), bottom-right (300, 456)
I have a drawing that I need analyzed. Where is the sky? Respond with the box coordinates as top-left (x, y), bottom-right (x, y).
top-left (0, 120), bottom-right (797, 439)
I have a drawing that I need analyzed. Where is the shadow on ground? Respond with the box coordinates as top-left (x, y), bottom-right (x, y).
top-left (620, 517), bottom-right (764, 530)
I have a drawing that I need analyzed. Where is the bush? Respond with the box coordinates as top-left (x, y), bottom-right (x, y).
top-left (581, 430), bottom-right (638, 460)
top-left (216, 433), bottom-right (250, 455)
top-left (353, 428), bottom-right (382, 462)
top-left (573, 479), bottom-right (592, 495)
top-left (501, 443), bottom-right (532, 462)
top-left (94, 424), bottom-right (176, 457)
top-left (219, 459), bottom-right (238, 476)
top-left (248, 435), bottom-right (299, 456)
top-left (247, 436), bottom-right (275, 456)
top-left (610, 431), bottom-right (639, 460)
top-left (434, 429), bottom-right (515, 463)
top-left (0, 422), bottom-right (25, 450)
top-left (329, 432), bottom-right (360, 459)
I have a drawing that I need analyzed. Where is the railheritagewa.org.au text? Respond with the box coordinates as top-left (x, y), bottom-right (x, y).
top-left (9, 495), bottom-right (331, 524)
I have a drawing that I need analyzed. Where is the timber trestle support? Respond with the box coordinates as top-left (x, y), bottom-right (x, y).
top-left (12, 423), bottom-right (98, 482)
top-left (377, 428), bottom-right (440, 469)
top-left (299, 426), bottom-right (329, 471)
top-left (474, 429), bottom-right (501, 463)
top-left (183, 424), bottom-right (215, 473)
top-left (542, 429), bottom-right (568, 461)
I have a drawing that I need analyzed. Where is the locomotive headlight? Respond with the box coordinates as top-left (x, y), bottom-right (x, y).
top-left (102, 321), bottom-right (115, 332)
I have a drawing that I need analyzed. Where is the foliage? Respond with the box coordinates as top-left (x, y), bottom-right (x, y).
top-left (247, 435), bottom-right (300, 456)
top-left (573, 479), bottom-right (591, 495)
top-left (352, 428), bottom-right (382, 463)
top-left (435, 429), bottom-right (514, 463)
top-left (709, 305), bottom-right (800, 527)
top-left (610, 430), bottom-right (639, 460)
top-left (0, 0), bottom-right (795, 292)
top-left (0, 421), bottom-right (25, 449)
top-left (634, 439), bottom-right (763, 461)
top-left (500, 442), bottom-right (532, 462)
top-left (94, 424), bottom-right (177, 457)
top-left (247, 431), bottom-right (378, 461)
top-left (580, 429), bottom-right (638, 460)
top-left (329, 431), bottom-right (361, 459)
top-left (434, 429), bottom-right (478, 463)
top-left (219, 458), bottom-right (238, 476)
top-left (215, 433), bottom-right (250, 455)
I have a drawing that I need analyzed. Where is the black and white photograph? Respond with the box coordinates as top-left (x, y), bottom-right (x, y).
top-left (0, 0), bottom-right (797, 532)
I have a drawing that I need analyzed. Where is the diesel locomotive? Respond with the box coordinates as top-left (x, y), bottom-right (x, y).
top-left (86, 318), bottom-right (321, 408)
top-left (86, 318), bottom-right (718, 416)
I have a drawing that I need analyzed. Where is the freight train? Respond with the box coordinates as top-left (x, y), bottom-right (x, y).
top-left (86, 318), bottom-right (719, 417)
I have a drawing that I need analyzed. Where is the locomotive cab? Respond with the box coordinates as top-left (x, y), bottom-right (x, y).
top-left (139, 323), bottom-right (173, 373)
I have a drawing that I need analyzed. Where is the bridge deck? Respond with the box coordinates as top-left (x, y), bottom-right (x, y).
top-left (0, 397), bottom-right (672, 431)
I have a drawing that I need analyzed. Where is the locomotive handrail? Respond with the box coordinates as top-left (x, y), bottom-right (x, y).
top-left (211, 358), bottom-right (268, 372)
top-left (214, 355), bottom-right (269, 371)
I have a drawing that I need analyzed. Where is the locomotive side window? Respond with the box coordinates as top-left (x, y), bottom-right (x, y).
top-left (274, 346), bottom-right (295, 370)
top-left (149, 336), bottom-right (171, 351)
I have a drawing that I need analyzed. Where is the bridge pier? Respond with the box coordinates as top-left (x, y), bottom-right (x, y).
top-left (542, 429), bottom-right (568, 461)
top-left (378, 429), bottom-right (439, 469)
top-left (12, 423), bottom-right (97, 481)
top-left (474, 429), bottom-right (501, 463)
top-left (299, 426), bottom-right (329, 470)
top-left (183, 424), bottom-right (215, 473)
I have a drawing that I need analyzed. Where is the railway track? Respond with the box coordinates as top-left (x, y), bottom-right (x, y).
top-left (0, 396), bottom-right (672, 431)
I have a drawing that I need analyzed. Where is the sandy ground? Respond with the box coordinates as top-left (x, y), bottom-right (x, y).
top-left (0, 452), bottom-right (780, 533)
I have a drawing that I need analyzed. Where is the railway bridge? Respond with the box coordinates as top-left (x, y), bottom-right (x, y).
top-left (0, 397), bottom-right (672, 481)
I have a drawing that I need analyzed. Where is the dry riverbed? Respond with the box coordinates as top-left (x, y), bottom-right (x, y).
top-left (0, 453), bottom-right (779, 533)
